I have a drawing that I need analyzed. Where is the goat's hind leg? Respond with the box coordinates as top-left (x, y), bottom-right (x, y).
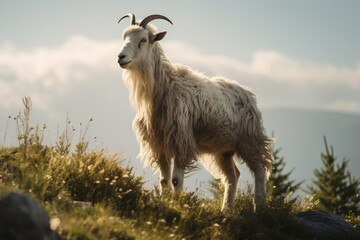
top-left (253, 164), bottom-right (267, 208)
top-left (242, 151), bottom-right (269, 209)
top-left (216, 152), bottom-right (240, 211)
top-left (172, 157), bottom-right (185, 191)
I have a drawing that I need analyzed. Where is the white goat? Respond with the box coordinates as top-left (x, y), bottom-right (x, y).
top-left (117, 13), bottom-right (273, 210)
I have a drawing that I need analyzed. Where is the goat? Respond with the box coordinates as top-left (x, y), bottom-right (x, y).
top-left (117, 13), bottom-right (273, 210)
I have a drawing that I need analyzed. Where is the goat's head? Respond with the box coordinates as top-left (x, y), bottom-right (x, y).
top-left (117, 13), bottom-right (173, 69)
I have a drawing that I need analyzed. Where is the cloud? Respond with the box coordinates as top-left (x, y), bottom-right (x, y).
top-left (164, 41), bottom-right (360, 89)
top-left (0, 36), bottom-right (120, 110)
top-left (163, 41), bottom-right (360, 113)
top-left (1, 36), bottom-right (359, 115)
top-left (326, 100), bottom-right (360, 114)
top-left (251, 51), bottom-right (360, 88)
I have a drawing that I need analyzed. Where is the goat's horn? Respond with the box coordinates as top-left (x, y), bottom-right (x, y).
top-left (139, 14), bottom-right (173, 28)
top-left (118, 13), bottom-right (136, 25)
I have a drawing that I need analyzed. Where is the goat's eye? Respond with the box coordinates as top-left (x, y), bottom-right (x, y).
top-left (138, 38), bottom-right (147, 48)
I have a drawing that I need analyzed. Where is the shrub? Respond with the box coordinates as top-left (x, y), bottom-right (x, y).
top-left (0, 98), bottom-right (144, 214)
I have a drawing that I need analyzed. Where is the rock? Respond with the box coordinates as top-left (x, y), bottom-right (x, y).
top-left (293, 210), bottom-right (360, 240)
top-left (0, 192), bottom-right (60, 240)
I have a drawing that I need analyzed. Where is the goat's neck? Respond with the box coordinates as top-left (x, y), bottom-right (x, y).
top-left (151, 43), bottom-right (172, 101)
top-left (124, 43), bottom-right (172, 126)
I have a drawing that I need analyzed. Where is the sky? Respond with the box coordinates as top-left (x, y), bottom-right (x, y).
top-left (1, 1), bottom-right (360, 192)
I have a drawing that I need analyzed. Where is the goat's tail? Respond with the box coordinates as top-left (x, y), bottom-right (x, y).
top-left (236, 103), bottom-right (274, 179)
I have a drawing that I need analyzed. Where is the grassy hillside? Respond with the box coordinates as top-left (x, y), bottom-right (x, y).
top-left (0, 144), bottom-right (315, 240)
top-left (0, 100), bottom-right (359, 239)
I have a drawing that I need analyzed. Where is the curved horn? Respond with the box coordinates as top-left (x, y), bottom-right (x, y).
top-left (118, 13), bottom-right (136, 25)
top-left (139, 14), bottom-right (173, 28)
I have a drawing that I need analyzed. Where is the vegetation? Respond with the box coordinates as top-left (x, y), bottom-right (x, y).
top-left (0, 98), bottom-right (359, 239)
top-left (267, 147), bottom-right (303, 202)
top-left (308, 137), bottom-right (360, 216)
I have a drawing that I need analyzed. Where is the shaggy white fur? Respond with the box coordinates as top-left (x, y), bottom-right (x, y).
top-left (118, 14), bottom-right (273, 210)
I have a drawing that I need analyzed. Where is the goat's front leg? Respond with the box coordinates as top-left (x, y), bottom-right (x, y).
top-left (172, 157), bottom-right (185, 191)
top-left (158, 155), bottom-right (172, 193)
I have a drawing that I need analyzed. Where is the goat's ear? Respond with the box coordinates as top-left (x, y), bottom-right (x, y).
top-left (152, 31), bottom-right (167, 42)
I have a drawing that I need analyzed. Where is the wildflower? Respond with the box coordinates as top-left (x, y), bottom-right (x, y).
top-left (105, 177), bottom-right (110, 181)
top-left (183, 204), bottom-right (190, 209)
top-left (212, 223), bottom-right (220, 228)
top-left (95, 180), bottom-right (101, 184)
top-left (45, 175), bottom-right (52, 180)
top-left (158, 219), bottom-right (166, 224)
top-left (146, 221), bottom-right (152, 225)
top-left (50, 218), bottom-right (61, 230)
top-left (122, 174), bottom-right (129, 179)
top-left (124, 189), bottom-right (132, 194)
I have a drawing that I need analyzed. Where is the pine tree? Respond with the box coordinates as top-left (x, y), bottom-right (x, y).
top-left (267, 147), bottom-right (303, 201)
top-left (308, 137), bottom-right (360, 215)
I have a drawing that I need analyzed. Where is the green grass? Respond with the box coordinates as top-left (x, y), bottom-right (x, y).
top-left (0, 98), bottom-right (358, 239)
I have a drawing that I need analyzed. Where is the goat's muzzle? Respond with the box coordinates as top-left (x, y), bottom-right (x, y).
top-left (117, 54), bottom-right (131, 68)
